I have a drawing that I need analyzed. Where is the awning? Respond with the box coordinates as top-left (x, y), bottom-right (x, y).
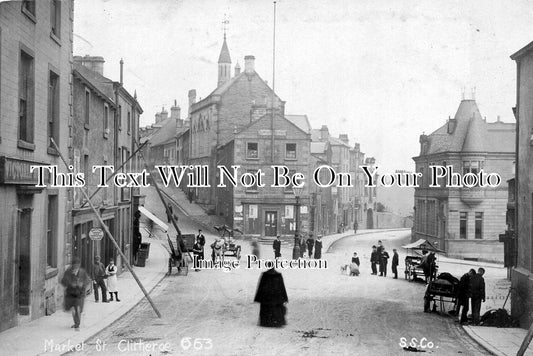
top-left (138, 206), bottom-right (168, 232)
top-left (401, 239), bottom-right (445, 253)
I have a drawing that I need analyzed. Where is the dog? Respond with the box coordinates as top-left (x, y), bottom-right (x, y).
top-left (340, 264), bottom-right (349, 275)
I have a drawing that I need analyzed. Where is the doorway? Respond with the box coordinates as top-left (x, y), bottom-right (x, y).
top-left (17, 196), bottom-right (33, 316)
top-left (264, 211), bottom-right (278, 237)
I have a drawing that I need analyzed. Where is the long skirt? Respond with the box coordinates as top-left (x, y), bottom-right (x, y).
top-left (259, 303), bottom-right (286, 327)
top-left (64, 294), bottom-right (85, 312)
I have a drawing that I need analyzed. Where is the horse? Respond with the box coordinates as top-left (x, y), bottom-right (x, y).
top-left (212, 238), bottom-right (226, 263)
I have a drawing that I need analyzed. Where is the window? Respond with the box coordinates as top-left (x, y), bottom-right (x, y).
top-left (475, 212), bottom-right (483, 239)
top-left (21, 0), bottom-right (36, 21)
top-left (103, 103), bottom-right (109, 137)
top-left (47, 195), bottom-right (58, 268)
top-left (459, 212), bottom-right (468, 239)
top-left (463, 161), bottom-right (482, 175)
top-left (84, 89), bottom-right (90, 128)
top-left (48, 70), bottom-right (59, 148)
top-left (286, 143), bottom-right (297, 159)
top-left (19, 49), bottom-right (34, 144)
top-left (246, 142), bottom-right (258, 159)
top-left (245, 170), bottom-right (258, 192)
top-left (118, 105), bottom-right (122, 130)
top-left (50, 0), bottom-right (61, 38)
top-left (127, 111), bottom-right (131, 134)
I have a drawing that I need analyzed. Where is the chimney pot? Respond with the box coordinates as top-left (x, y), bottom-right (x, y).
top-left (119, 58), bottom-right (124, 85)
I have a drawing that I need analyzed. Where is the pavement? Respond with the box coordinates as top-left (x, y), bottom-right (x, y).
top-left (0, 235), bottom-right (168, 356)
top-left (463, 326), bottom-right (532, 356)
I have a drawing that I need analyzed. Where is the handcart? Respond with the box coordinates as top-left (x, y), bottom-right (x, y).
top-left (214, 225), bottom-right (243, 260)
top-left (423, 272), bottom-right (459, 313)
top-left (402, 239), bottom-right (444, 282)
top-left (167, 233), bottom-right (195, 275)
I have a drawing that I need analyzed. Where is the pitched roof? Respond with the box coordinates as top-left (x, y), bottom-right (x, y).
top-left (423, 100), bottom-right (515, 155)
top-left (286, 115), bottom-right (311, 134)
top-left (310, 141), bottom-right (328, 154)
top-left (149, 118), bottom-right (177, 147)
top-left (73, 63), bottom-right (115, 104)
top-left (218, 37), bottom-right (231, 64)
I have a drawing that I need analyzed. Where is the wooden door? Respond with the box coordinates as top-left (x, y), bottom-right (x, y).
top-left (265, 211), bottom-right (277, 237)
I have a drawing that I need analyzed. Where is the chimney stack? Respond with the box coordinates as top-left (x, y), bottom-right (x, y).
top-left (119, 58), bottom-right (124, 85)
top-left (339, 134), bottom-right (349, 144)
top-left (74, 55), bottom-right (105, 75)
top-left (188, 89), bottom-right (196, 114)
top-left (234, 62), bottom-right (241, 76)
top-left (244, 55), bottom-right (255, 74)
top-left (319, 125), bottom-right (329, 141)
top-left (160, 107), bottom-right (168, 121)
top-left (171, 100), bottom-right (182, 127)
top-left (155, 112), bottom-right (161, 124)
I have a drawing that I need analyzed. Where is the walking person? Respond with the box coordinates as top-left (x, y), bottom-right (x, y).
top-left (353, 220), bottom-right (358, 234)
top-left (370, 246), bottom-right (378, 275)
top-left (92, 256), bottom-right (108, 303)
top-left (350, 252), bottom-right (360, 276)
top-left (306, 236), bottom-right (314, 258)
top-left (314, 235), bottom-right (323, 259)
top-left (61, 257), bottom-right (91, 330)
top-left (273, 235), bottom-right (282, 259)
top-left (299, 236), bottom-right (306, 258)
top-left (106, 260), bottom-right (120, 302)
top-left (470, 268), bottom-right (486, 325)
top-left (197, 229), bottom-right (206, 260)
top-left (456, 269), bottom-right (475, 324)
top-left (380, 247), bottom-right (390, 277)
top-left (391, 249), bottom-right (399, 279)
top-left (254, 268), bottom-right (288, 327)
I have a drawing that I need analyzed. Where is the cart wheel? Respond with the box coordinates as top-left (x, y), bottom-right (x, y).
top-left (235, 247), bottom-right (241, 260)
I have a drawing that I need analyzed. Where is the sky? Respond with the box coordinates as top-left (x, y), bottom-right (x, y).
top-left (73, 0), bottom-right (533, 172)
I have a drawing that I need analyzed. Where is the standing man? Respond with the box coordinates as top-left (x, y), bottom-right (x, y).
top-left (370, 246), bottom-right (378, 275)
top-left (273, 235), bottom-right (282, 259)
top-left (391, 249), bottom-right (399, 279)
top-left (380, 247), bottom-right (390, 277)
top-left (61, 257), bottom-right (91, 330)
top-left (197, 229), bottom-right (206, 260)
top-left (470, 268), bottom-right (486, 325)
top-left (314, 235), bottom-right (323, 259)
top-left (456, 269), bottom-right (475, 324)
top-left (353, 220), bottom-right (358, 234)
top-left (377, 240), bottom-right (384, 255)
top-left (306, 236), bottom-right (314, 259)
top-left (92, 256), bottom-right (108, 303)
top-left (192, 237), bottom-right (204, 272)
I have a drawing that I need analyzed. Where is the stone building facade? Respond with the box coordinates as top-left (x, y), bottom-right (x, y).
top-left (188, 36), bottom-right (284, 207)
top-left (413, 99), bottom-right (515, 263)
top-left (216, 112), bottom-right (311, 237)
top-left (510, 41), bottom-right (533, 327)
top-left (0, 0), bottom-right (74, 332)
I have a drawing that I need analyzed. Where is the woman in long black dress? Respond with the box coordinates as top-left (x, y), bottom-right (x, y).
top-left (314, 236), bottom-right (323, 259)
top-left (254, 268), bottom-right (288, 327)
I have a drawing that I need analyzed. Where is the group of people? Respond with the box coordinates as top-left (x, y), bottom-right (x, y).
top-left (273, 235), bottom-right (323, 259)
top-left (370, 240), bottom-right (399, 278)
top-left (60, 255), bottom-right (121, 330)
top-left (455, 267), bottom-right (486, 325)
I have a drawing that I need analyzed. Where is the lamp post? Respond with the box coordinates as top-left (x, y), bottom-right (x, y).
top-left (292, 186), bottom-right (303, 259)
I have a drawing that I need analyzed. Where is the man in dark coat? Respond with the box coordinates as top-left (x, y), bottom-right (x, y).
top-left (192, 238), bottom-right (204, 272)
top-left (273, 235), bottom-right (281, 259)
top-left (306, 237), bottom-right (314, 258)
top-left (254, 268), bottom-right (288, 327)
top-left (314, 236), bottom-right (323, 259)
top-left (196, 229), bottom-right (206, 260)
top-left (456, 269), bottom-right (475, 324)
top-left (61, 257), bottom-right (91, 330)
top-left (92, 256), bottom-right (108, 303)
top-left (370, 246), bottom-right (378, 275)
top-left (380, 247), bottom-right (390, 277)
top-left (470, 268), bottom-right (486, 325)
top-left (391, 249), bottom-right (399, 279)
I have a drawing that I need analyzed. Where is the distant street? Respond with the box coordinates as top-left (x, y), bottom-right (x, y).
top-left (65, 190), bottom-right (493, 356)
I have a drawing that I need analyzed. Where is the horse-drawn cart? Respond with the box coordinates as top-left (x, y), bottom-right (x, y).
top-left (402, 239), bottom-right (443, 282)
top-left (423, 273), bottom-right (459, 313)
top-left (167, 234), bottom-right (195, 275)
top-left (213, 225), bottom-right (243, 260)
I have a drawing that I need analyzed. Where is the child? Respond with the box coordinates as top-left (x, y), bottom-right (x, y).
top-left (350, 252), bottom-right (360, 276)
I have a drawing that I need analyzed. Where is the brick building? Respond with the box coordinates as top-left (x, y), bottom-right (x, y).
top-left (188, 35), bottom-right (284, 207)
top-left (510, 41), bottom-right (533, 327)
top-left (216, 112), bottom-right (311, 237)
top-left (413, 98), bottom-right (515, 263)
top-left (0, 0), bottom-right (74, 332)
